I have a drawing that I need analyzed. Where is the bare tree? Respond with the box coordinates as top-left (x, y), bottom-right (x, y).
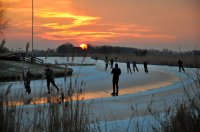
top-left (0, 39), bottom-right (8, 53)
top-left (0, 0), bottom-right (8, 35)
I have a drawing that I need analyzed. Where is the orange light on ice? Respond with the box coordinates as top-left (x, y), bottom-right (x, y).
top-left (80, 44), bottom-right (88, 50)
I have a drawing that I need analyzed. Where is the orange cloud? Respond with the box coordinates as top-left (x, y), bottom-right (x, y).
top-left (37, 31), bottom-right (116, 42)
top-left (36, 10), bottom-right (100, 27)
top-left (37, 22), bottom-right (176, 43)
top-left (111, 24), bottom-right (152, 32)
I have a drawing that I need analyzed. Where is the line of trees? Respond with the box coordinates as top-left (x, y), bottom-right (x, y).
top-left (55, 43), bottom-right (148, 56)
top-left (55, 43), bottom-right (200, 56)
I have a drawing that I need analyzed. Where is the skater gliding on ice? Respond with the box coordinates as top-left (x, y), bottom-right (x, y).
top-left (45, 65), bottom-right (59, 94)
top-left (144, 61), bottom-right (148, 73)
top-left (126, 60), bottom-right (132, 73)
top-left (23, 66), bottom-right (32, 94)
top-left (178, 59), bottom-right (185, 72)
top-left (110, 58), bottom-right (114, 69)
top-left (132, 61), bottom-right (139, 72)
top-left (105, 56), bottom-right (109, 71)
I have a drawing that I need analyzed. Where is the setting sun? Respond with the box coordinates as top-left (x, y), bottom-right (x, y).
top-left (80, 44), bottom-right (88, 50)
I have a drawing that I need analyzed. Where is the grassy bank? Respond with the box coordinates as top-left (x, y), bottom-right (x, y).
top-left (91, 53), bottom-right (200, 68)
top-left (0, 60), bottom-right (73, 82)
top-left (0, 81), bottom-right (92, 132)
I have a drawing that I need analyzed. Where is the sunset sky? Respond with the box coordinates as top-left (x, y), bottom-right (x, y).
top-left (2, 0), bottom-right (200, 51)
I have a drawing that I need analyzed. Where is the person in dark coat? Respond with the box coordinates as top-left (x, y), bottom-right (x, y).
top-left (126, 60), bottom-right (132, 73)
top-left (144, 61), bottom-right (148, 73)
top-left (45, 65), bottom-right (59, 94)
top-left (132, 61), bottom-right (139, 72)
top-left (111, 63), bottom-right (121, 96)
top-left (105, 56), bottom-right (109, 71)
top-left (178, 59), bottom-right (185, 72)
top-left (110, 58), bottom-right (114, 69)
top-left (23, 66), bottom-right (32, 94)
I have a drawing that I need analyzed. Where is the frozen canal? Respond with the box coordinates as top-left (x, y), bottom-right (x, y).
top-left (0, 57), bottom-right (195, 131)
top-left (0, 57), bottom-right (186, 102)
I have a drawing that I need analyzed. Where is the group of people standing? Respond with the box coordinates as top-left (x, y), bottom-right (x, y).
top-left (105, 56), bottom-right (148, 74)
top-left (126, 60), bottom-right (148, 74)
top-left (104, 57), bottom-right (114, 70)
top-left (106, 56), bottom-right (149, 97)
top-left (108, 56), bottom-right (185, 96)
top-left (126, 60), bottom-right (144, 73)
top-left (22, 65), bottom-right (59, 94)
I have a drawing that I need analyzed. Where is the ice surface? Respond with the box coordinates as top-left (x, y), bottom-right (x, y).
top-left (0, 57), bottom-right (196, 131)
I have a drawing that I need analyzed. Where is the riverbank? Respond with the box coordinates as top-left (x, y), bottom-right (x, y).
top-left (0, 60), bottom-right (73, 82)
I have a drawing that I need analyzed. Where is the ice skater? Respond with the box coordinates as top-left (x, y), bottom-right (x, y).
top-left (45, 65), bottom-right (59, 94)
top-left (132, 61), bottom-right (139, 72)
top-left (111, 63), bottom-right (121, 96)
top-left (178, 59), bottom-right (185, 72)
top-left (144, 61), bottom-right (148, 73)
top-left (110, 58), bottom-right (114, 69)
top-left (126, 60), bottom-right (132, 73)
top-left (105, 56), bottom-right (109, 71)
top-left (22, 66), bottom-right (32, 94)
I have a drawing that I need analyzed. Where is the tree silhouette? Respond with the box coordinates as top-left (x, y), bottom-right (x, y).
top-left (56, 43), bottom-right (74, 55)
top-left (0, 39), bottom-right (8, 53)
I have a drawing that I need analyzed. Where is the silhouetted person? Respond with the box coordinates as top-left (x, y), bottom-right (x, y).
top-left (105, 56), bottom-right (109, 71)
top-left (178, 59), bottom-right (185, 72)
top-left (144, 61), bottom-right (148, 73)
top-left (23, 66), bottom-right (32, 94)
top-left (110, 58), bottom-right (114, 68)
top-left (105, 59), bottom-right (109, 71)
top-left (126, 60), bottom-right (132, 73)
top-left (105, 56), bottom-right (108, 61)
top-left (111, 63), bottom-right (121, 96)
top-left (45, 65), bottom-right (59, 94)
top-left (132, 61), bottom-right (139, 72)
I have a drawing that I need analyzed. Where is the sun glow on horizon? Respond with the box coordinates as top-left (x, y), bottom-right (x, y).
top-left (80, 44), bottom-right (88, 50)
